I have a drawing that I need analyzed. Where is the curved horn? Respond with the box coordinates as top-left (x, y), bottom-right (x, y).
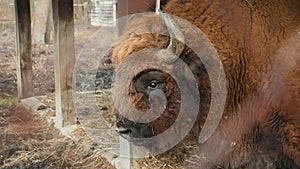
top-left (158, 9), bottom-right (185, 62)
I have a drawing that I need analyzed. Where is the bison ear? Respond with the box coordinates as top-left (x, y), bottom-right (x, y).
top-left (158, 10), bottom-right (185, 62)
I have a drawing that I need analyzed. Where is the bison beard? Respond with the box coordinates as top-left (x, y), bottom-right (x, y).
top-left (112, 0), bottom-right (300, 168)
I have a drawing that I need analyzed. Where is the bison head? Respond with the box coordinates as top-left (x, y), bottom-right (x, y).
top-left (115, 69), bottom-right (179, 137)
top-left (112, 11), bottom-right (216, 153)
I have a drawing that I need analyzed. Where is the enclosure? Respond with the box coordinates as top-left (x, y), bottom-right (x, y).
top-left (1, 0), bottom-right (300, 169)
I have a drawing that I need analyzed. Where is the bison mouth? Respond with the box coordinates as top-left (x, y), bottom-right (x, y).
top-left (115, 118), bottom-right (153, 138)
top-left (115, 114), bottom-right (155, 146)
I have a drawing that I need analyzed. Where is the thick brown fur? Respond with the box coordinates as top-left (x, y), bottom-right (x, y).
top-left (112, 0), bottom-right (300, 168)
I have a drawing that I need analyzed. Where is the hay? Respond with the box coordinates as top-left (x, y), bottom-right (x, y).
top-left (0, 105), bottom-right (115, 169)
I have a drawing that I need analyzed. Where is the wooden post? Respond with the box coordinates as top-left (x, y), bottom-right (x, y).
top-left (52, 0), bottom-right (76, 128)
top-left (83, 2), bottom-right (88, 25)
top-left (156, 0), bottom-right (161, 13)
top-left (44, 2), bottom-right (53, 44)
top-left (31, 0), bottom-right (51, 44)
top-left (14, 0), bottom-right (34, 99)
top-left (112, 2), bottom-right (117, 26)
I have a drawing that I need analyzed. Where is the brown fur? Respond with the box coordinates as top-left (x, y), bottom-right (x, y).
top-left (112, 0), bottom-right (300, 168)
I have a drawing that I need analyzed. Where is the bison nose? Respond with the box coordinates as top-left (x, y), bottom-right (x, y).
top-left (115, 120), bottom-right (132, 134)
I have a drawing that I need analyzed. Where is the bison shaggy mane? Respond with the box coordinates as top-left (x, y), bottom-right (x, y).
top-left (112, 0), bottom-right (300, 168)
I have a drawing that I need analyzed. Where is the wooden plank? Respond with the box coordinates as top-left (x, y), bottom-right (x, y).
top-left (14, 0), bottom-right (34, 99)
top-left (156, 0), bottom-right (161, 13)
top-left (116, 136), bottom-right (131, 169)
top-left (31, 0), bottom-right (51, 44)
top-left (45, 1), bottom-right (53, 44)
top-left (52, 0), bottom-right (76, 128)
top-left (21, 97), bottom-right (47, 114)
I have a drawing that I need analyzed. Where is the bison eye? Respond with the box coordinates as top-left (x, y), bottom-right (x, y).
top-left (148, 81), bottom-right (158, 89)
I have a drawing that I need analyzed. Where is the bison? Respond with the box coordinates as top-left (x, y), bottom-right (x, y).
top-left (111, 0), bottom-right (300, 168)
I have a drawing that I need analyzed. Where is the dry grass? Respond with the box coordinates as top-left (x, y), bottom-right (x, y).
top-left (137, 140), bottom-right (197, 169)
top-left (0, 105), bottom-right (115, 169)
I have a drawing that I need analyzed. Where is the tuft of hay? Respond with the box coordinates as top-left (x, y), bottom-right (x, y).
top-left (136, 139), bottom-right (197, 169)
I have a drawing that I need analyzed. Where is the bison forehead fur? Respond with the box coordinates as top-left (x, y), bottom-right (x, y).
top-left (112, 0), bottom-right (300, 168)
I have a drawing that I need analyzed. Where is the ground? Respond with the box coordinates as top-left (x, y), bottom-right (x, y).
top-left (0, 24), bottom-right (116, 168)
top-left (0, 104), bottom-right (115, 169)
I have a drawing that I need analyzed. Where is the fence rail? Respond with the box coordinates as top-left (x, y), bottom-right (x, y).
top-left (90, 0), bottom-right (117, 26)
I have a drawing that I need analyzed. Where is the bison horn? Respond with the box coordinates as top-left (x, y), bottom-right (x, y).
top-left (158, 9), bottom-right (185, 62)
